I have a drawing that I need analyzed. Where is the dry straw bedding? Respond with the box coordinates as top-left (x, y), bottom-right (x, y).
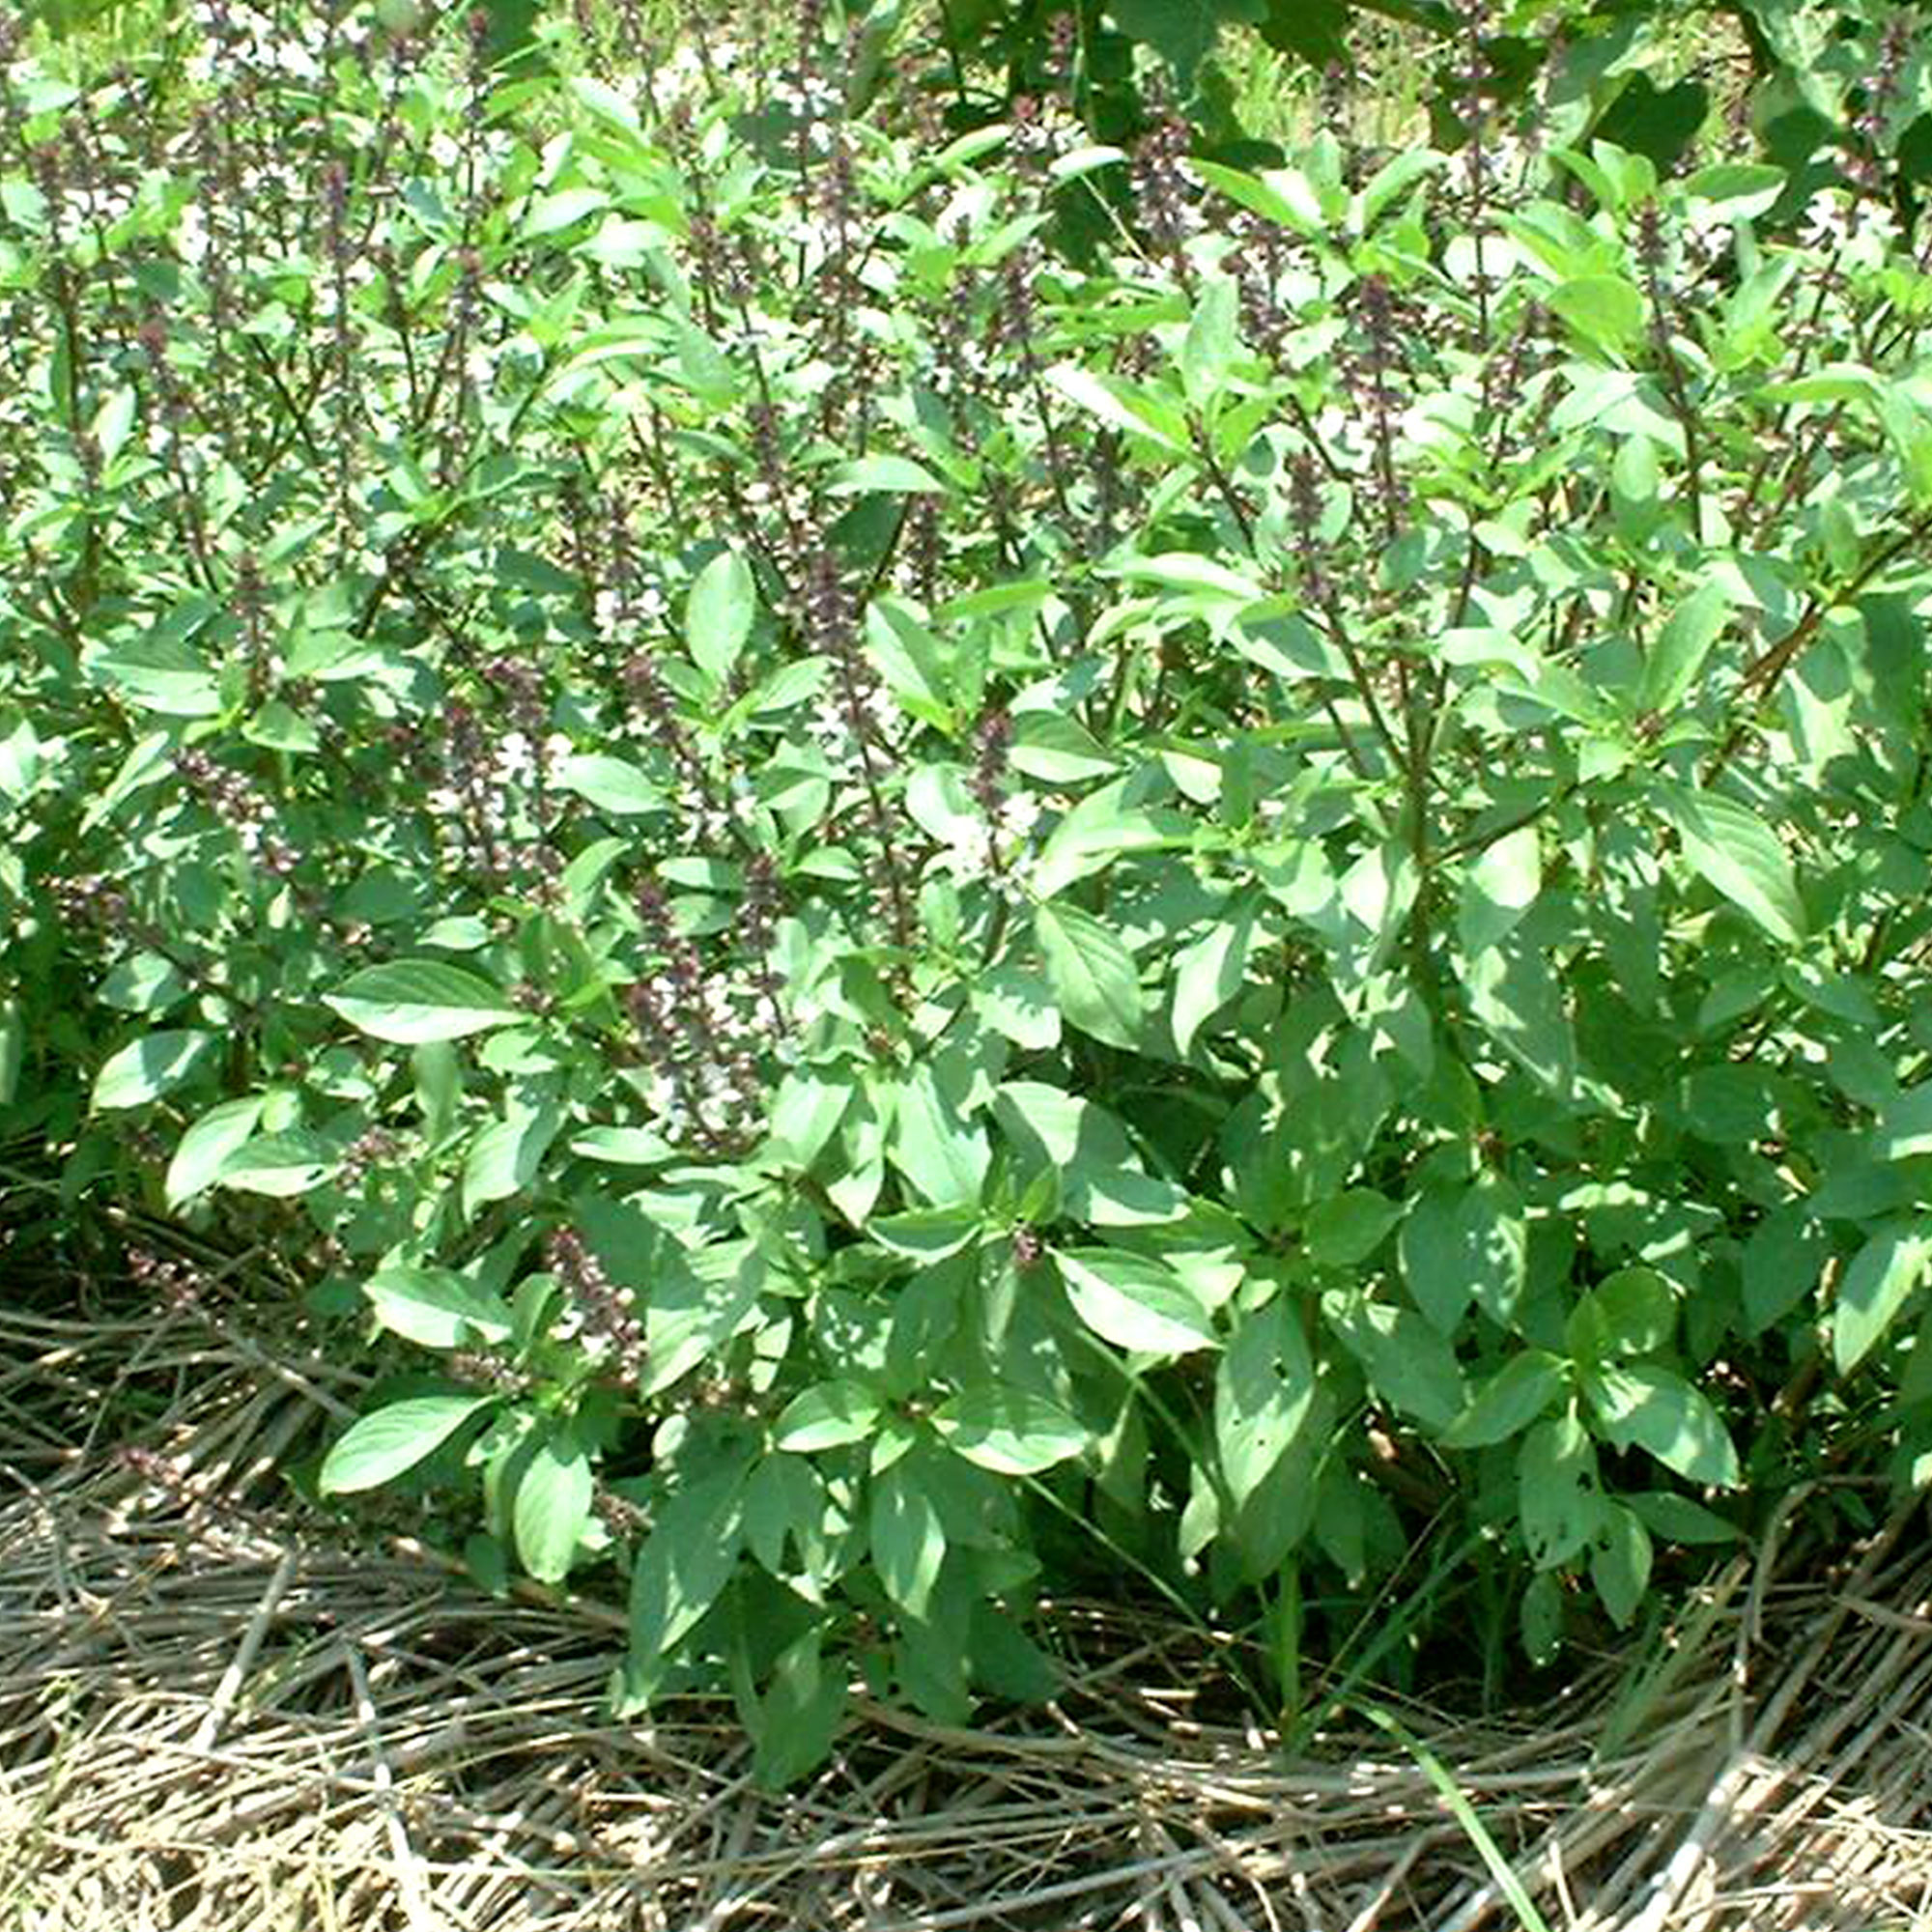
top-left (4, 1293), bottom-right (1932, 1932)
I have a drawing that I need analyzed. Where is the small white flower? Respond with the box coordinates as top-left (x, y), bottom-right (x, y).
top-left (497, 729), bottom-right (535, 781)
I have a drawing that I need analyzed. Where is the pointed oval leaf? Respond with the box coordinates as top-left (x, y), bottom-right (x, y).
top-left (1519, 1413), bottom-right (1605, 1568)
top-left (1683, 161), bottom-right (1785, 218)
top-left (932, 1386), bottom-right (1090, 1475)
top-left (1032, 785), bottom-right (1191, 898)
top-left (1008, 708), bottom-right (1118, 782)
top-left (1214, 1298), bottom-right (1315, 1509)
top-left (1042, 363), bottom-right (1191, 454)
top-left (1833, 1220), bottom-right (1932, 1376)
top-left (1638, 578), bottom-right (1732, 714)
top-left (363, 1265), bottom-right (513, 1349)
top-left (1172, 899), bottom-right (1258, 1057)
top-left (1586, 1364), bottom-right (1741, 1488)
top-left (1566, 1266), bottom-right (1678, 1364)
top-left (325, 961), bottom-right (522, 1043)
top-left (870, 1207), bottom-right (984, 1262)
top-left (773, 1380), bottom-right (883, 1453)
top-left (463, 1102), bottom-right (565, 1208)
top-left (1179, 272), bottom-right (1240, 407)
top-left (164, 1094), bottom-right (269, 1204)
top-left (524, 185), bottom-right (608, 236)
top-left (553, 753), bottom-right (668, 816)
top-left (870, 1463), bottom-right (947, 1617)
top-left (1326, 1293), bottom-right (1468, 1430)
top-left (1305, 1188), bottom-right (1403, 1267)
top-left (1590, 1502), bottom-right (1654, 1629)
top-left (513, 1425), bottom-right (594, 1583)
top-left (1653, 781), bottom-right (1805, 944)
top-left (685, 549), bottom-right (755, 681)
top-left (1548, 273), bottom-right (1645, 353)
top-left (319, 1394), bottom-right (497, 1493)
top-left (1192, 158), bottom-right (1324, 237)
top-left (626, 1463), bottom-right (747, 1686)
top-left (887, 1059), bottom-right (991, 1209)
top-left (1054, 1246), bottom-right (1217, 1355)
top-left (91, 1030), bottom-right (215, 1111)
top-left (1627, 1490), bottom-right (1743, 1545)
top-left (1442, 1350), bottom-right (1567, 1449)
top-left (1458, 825), bottom-right (1542, 956)
top-left (1875, 1082), bottom-right (1932, 1162)
top-left (1400, 1174), bottom-right (1528, 1335)
top-left (1033, 901), bottom-right (1145, 1050)
top-left (829, 453), bottom-right (949, 496)
top-left (216, 1131), bottom-right (335, 1197)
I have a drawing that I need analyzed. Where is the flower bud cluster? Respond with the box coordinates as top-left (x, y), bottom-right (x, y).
top-left (891, 494), bottom-right (938, 607)
top-left (128, 1244), bottom-right (210, 1315)
top-left (483, 656), bottom-right (552, 782)
top-left (1287, 451), bottom-right (1332, 609)
top-left (626, 874), bottom-right (763, 1152)
top-left (800, 551), bottom-right (913, 944)
top-left (546, 1227), bottom-right (648, 1389)
top-left (47, 872), bottom-right (131, 937)
top-left (135, 311), bottom-right (191, 433)
top-left (233, 551), bottom-right (271, 703)
top-left (175, 747), bottom-right (299, 875)
top-left (620, 648), bottom-right (721, 828)
top-left (1849, 14), bottom-right (1916, 196)
top-left (968, 706), bottom-right (1012, 818)
top-left (1228, 214), bottom-right (1293, 367)
top-left (431, 699), bottom-right (561, 895)
top-left (448, 1350), bottom-right (535, 1397)
top-left (1350, 273), bottom-right (1408, 537)
top-left (739, 849), bottom-right (788, 1035)
top-left (1007, 93), bottom-right (1080, 183)
top-left (335, 1126), bottom-right (403, 1191)
top-left (1131, 112), bottom-right (1199, 261)
top-left (686, 209), bottom-right (756, 313)
top-left (803, 550), bottom-right (892, 762)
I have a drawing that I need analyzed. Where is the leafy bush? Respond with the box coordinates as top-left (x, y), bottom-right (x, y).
top-left (7, 0), bottom-right (1932, 1782)
top-left (930, 0), bottom-right (1932, 232)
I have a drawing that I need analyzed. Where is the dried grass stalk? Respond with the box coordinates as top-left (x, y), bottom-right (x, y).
top-left (4, 1299), bottom-right (1930, 1932)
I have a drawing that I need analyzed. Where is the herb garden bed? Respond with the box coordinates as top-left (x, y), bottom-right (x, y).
top-left (5, 1287), bottom-right (1931, 1932)
top-left (12, 1), bottom-right (1932, 1925)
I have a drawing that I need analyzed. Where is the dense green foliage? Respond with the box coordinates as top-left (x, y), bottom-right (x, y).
top-left (932, 0), bottom-right (1932, 229)
top-left (6, 0), bottom-right (1932, 1782)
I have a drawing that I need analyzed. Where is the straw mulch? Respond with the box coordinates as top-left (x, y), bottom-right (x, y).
top-left (6, 1291), bottom-right (1932, 1932)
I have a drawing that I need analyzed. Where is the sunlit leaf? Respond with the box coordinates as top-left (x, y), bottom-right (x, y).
top-left (362, 1266), bottom-right (513, 1349)
top-left (513, 1424), bottom-right (593, 1583)
top-left (91, 1030), bottom-right (215, 1111)
top-left (1034, 902), bottom-right (1146, 1050)
top-left (1653, 781), bottom-right (1806, 944)
top-left (933, 1387), bottom-right (1090, 1474)
top-left (325, 962), bottom-right (522, 1044)
top-left (1055, 1246), bottom-right (1217, 1355)
top-left (1215, 1298), bottom-right (1315, 1508)
top-left (1833, 1221), bottom-right (1932, 1376)
top-left (773, 1380), bottom-right (883, 1452)
top-left (320, 1395), bottom-right (497, 1493)
top-left (1586, 1364), bottom-right (1741, 1488)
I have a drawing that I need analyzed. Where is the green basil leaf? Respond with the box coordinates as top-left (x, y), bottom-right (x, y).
top-left (1034, 901), bottom-right (1146, 1051)
top-left (325, 961), bottom-right (523, 1044)
top-left (1054, 1246), bottom-right (1217, 1355)
top-left (512, 1423), bottom-right (594, 1583)
top-left (1585, 1364), bottom-right (1741, 1488)
top-left (319, 1394), bottom-right (498, 1493)
top-left (91, 1029), bottom-right (215, 1111)
top-left (931, 1386), bottom-right (1090, 1474)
